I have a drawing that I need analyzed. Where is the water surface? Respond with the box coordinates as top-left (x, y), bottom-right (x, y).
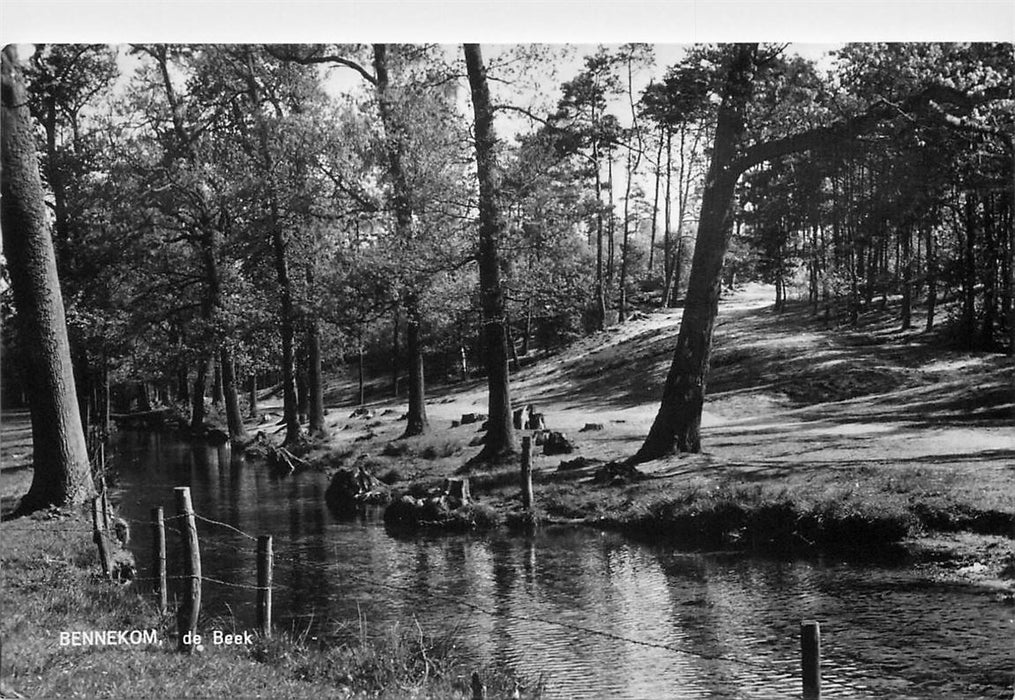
top-left (113, 432), bottom-right (1013, 698)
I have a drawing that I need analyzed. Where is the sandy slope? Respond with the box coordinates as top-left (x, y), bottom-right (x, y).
top-left (296, 284), bottom-right (1012, 503)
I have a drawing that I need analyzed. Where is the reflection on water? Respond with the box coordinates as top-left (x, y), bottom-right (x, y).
top-left (113, 433), bottom-right (1013, 699)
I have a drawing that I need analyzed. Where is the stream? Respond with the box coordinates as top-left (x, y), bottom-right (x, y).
top-left (112, 432), bottom-right (1013, 699)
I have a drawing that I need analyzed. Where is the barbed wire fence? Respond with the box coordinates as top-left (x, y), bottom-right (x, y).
top-left (4, 485), bottom-right (931, 698)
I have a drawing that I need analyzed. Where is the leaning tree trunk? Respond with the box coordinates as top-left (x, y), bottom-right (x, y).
top-left (632, 44), bottom-right (757, 463)
top-left (464, 43), bottom-right (516, 462)
top-left (1, 46), bottom-right (95, 511)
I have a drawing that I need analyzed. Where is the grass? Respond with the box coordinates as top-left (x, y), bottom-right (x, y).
top-left (0, 508), bottom-right (537, 699)
top-left (452, 462), bottom-right (1011, 555)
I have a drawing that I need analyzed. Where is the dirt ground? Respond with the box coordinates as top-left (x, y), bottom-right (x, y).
top-left (291, 284), bottom-right (1012, 491)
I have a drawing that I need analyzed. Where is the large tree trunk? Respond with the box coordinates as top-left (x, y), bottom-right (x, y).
top-left (464, 43), bottom-right (516, 462)
top-left (632, 44), bottom-right (757, 463)
top-left (1, 46), bottom-right (95, 512)
top-left (402, 311), bottom-right (429, 437)
top-left (220, 345), bottom-right (248, 445)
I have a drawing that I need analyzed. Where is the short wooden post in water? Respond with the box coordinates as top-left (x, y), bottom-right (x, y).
top-left (174, 487), bottom-right (202, 652)
top-left (256, 535), bottom-right (273, 637)
top-left (470, 671), bottom-right (486, 700)
top-left (801, 619), bottom-right (821, 698)
top-left (151, 506), bottom-right (167, 615)
top-left (91, 497), bottom-right (111, 578)
top-left (520, 436), bottom-right (534, 510)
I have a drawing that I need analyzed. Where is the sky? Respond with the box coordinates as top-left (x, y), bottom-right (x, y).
top-left (3, 2), bottom-right (1012, 45)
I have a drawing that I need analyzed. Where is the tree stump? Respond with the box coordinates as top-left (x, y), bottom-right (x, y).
top-left (512, 404), bottom-right (533, 430)
top-left (441, 478), bottom-right (471, 507)
top-left (525, 413), bottom-right (546, 430)
top-left (580, 423), bottom-right (604, 432)
top-left (543, 431), bottom-right (575, 455)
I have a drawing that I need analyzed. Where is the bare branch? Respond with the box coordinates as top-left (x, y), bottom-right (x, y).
top-left (263, 44), bottom-right (377, 86)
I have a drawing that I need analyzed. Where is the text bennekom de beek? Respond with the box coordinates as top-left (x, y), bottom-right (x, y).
top-left (59, 630), bottom-right (254, 646)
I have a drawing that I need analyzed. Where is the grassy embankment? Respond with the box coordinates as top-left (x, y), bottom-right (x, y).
top-left (0, 414), bottom-right (532, 699)
top-left (0, 512), bottom-right (532, 699)
top-left (304, 285), bottom-right (1014, 576)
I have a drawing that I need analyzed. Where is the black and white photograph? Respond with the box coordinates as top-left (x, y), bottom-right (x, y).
top-left (1, 3), bottom-right (1013, 698)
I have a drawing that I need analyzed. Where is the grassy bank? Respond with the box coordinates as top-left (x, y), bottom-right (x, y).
top-left (0, 508), bottom-right (535, 699)
top-left (371, 454), bottom-right (1011, 554)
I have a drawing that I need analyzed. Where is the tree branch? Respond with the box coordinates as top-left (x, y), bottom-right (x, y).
top-left (263, 44), bottom-right (377, 86)
top-left (734, 83), bottom-right (1008, 173)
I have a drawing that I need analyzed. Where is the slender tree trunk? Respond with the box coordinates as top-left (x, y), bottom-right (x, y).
top-left (520, 298), bottom-right (532, 356)
top-left (661, 130), bottom-right (673, 307)
top-left (296, 342), bottom-right (309, 425)
top-left (648, 125), bottom-right (664, 274)
top-left (619, 88), bottom-right (642, 323)
top-left (1, 46), bottom-right (95, 512)
top-left (669, 125), bottom-right (691, 308)
top-left (607, 152), bottom-right (616, 292)
top-left (669, 237), bottom-right (685, 307)
top-left (506, 315), bottom-right (520, 372)
top-left (220, 345), bottom-right (247, 445)
top-left (101, 355), bottom-right (111, 435)
top-left (391, 306), bottom-right (400, 397)
top-left (177, 364), bottom-right (190, 404)
top-left (962, 191), bottom-right (979, 345)
top-left (632, 43), bottom-right (757, 462)
top-left (593, 133), bottom-right (607, 330)
top-left (925, 225), bottom-right (937, 331)
top-left (248, 374), bottom-right (259, 419)
top-left (242, 50), bottom-right (302, 446)
top-left (980, 193), bottom-right (998, 349)
top-left (211, 358), bottom-right (223, 405)
top-left (307, 320), bottom-right (326, 437)
top-left (464, 43), bottom-right (516, 462)
top-left (190, 355), bottom-right (209, 432)
top-left (137, 382), bottom-right (152, 412)
top-left (1002, 186), bottom-right (1014, 355)
top-left (900, 224), bottom-right (913, 330)
top-left (358, 325), bottom-right (366, 407)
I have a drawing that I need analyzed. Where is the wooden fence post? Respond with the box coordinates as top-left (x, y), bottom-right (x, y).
top-left (175, 487), bottom-right (201, 652)
top-left (100, 483), bottom-right (111, 533)
top-left (90, 497), bottom-right (111, 578)
top-left (256, 535), bottom-right (273, 638)
top-left (151, 506), bottom-right (167, 615)
top-left (801, 619), bottom-right (821, 698)
top-left (521, 436), bottom-right (533, 510)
